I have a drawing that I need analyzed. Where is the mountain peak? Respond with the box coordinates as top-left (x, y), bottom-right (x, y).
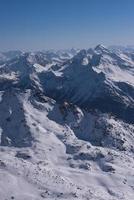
top-left (94, 44), bottom-right (109, 53)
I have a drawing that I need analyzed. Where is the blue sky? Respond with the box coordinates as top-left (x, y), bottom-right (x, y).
top-left (0, 0), bottom-right (134, 50)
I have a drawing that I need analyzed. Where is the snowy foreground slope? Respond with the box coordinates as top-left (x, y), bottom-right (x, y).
top-left (0, 45), bottom-right (134, 200)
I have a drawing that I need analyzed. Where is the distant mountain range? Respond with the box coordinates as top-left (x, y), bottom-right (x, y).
top-left (0, 45), bottom-right (134, 200)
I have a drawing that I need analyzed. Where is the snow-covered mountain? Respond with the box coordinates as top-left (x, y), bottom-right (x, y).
top-left (0, 45), bottom-right (134, 200)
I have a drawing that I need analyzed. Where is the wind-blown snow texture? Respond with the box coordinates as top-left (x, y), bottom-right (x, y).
top-left (0, 45), bottom-right (134, 200)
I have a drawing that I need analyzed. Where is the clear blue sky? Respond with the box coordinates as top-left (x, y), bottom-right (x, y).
top-left (0, 0), bottom-right (134, 51)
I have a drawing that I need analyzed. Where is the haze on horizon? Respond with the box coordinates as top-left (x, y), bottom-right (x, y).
top-left (0, 0), bottom-right (134, 51)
